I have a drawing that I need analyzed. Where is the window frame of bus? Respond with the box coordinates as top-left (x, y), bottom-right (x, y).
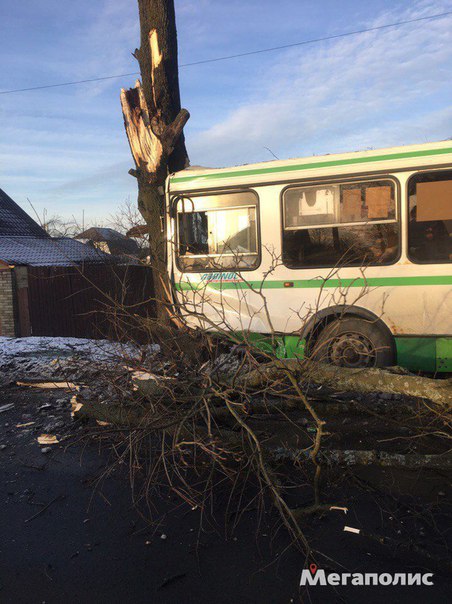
top-left (174, 189), bottom-right (262, 273)
top-left (407, 169), bottom-right (452, 265)
top-left (280, 176), bottom-right (401, 270)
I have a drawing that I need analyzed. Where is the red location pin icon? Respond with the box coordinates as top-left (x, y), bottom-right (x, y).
top-left (309, 563), bottom-right (317, 575)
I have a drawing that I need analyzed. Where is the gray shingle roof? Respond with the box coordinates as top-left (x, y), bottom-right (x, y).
top-left (75, 227), bottom-right (140, 255)
top-left (0, 189), bottom-right (135, 266)
top-left (76, 227), bottom-right (128, 242)
top-left (0, 188), bottom-right (49, 237)
top-left (0, 237), bottom-right (111, 266)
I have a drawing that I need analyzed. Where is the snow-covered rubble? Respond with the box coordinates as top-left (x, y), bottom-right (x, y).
top-left (0, 336), bottom-right (158, 386)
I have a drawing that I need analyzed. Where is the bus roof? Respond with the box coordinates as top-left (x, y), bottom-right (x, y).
top-left (169, 140), bottom-right (452, 191)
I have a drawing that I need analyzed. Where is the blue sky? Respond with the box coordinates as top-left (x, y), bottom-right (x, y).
top-left (0, 0), bottom-right (451, 223)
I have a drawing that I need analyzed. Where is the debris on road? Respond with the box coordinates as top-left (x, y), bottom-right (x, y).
top-left (344, 526), bottom-right (361, 534)
top-left (37, 434), bottom-right (59, 445)
top-left (158, 573), bottom-right (187, 589)
top-left (330, 506), bottom-right (348, 514)
top-left (24, 494), bottom-right (65, 523)
top-left (70, 395), bottom-right (83, 417)
top-left (17, 381), bottom-right (77, 390)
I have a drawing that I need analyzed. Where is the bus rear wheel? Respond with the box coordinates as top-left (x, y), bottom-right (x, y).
top-left (312, 317), bottom-right (394, 368)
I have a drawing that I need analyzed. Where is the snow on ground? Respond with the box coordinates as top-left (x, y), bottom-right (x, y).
top-left (0, 337), bottom-right (158, 385)
top-left (0, 336), bottom-right (146, 362)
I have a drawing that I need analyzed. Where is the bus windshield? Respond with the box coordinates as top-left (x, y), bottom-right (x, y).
top-left (176, 191), bottom-right (259, 272)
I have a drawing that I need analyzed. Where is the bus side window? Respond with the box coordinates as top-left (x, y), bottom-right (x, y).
top-left (408, 170), bottom-right (452, 264)
top-left (282, 179), bottom-right (399, 269)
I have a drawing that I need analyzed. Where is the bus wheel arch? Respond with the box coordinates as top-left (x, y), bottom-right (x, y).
top-left (302, 306), bottom-right (396, 368)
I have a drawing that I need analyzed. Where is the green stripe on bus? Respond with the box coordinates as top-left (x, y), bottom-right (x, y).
top-left (171, 146), bottom-right (452, 184)
top-left (175, 274), bottom-right (452, 291)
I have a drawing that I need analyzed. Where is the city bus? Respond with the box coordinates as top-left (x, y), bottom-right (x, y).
top-left (166, 140), bottom-right (452, 372)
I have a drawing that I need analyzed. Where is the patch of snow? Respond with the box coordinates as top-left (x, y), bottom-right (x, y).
top-left (0, 336), bottom-right (159, 386)
top-left (0, 336), bottom-right (156, 361)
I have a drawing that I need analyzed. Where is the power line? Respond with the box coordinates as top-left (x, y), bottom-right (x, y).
top-left (1, 10), bottom-right (450, 95)
top-left (180, 11), bottom-right (452, 67)
top-left (0, 72), bottom-right (141, 95)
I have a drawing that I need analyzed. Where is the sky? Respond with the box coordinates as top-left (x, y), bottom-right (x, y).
top-left (0, 0), bottom-right (451, 223)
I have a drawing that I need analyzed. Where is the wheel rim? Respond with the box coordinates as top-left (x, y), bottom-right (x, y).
top-left (327, 332), bottom-right (376, 368)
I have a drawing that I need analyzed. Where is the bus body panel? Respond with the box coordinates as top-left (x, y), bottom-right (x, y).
top-left (168, 141), bottom-right (452, 371)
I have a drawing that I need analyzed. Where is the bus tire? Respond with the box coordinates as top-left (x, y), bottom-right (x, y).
top-left (311, 317), bottom-right (395, 368)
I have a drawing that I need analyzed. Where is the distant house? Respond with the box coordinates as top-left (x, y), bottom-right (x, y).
top-left (125, 225), bottom-right (150, 260)
top-left (0, 188), bottom-right (109, 337)
top-left (126, 225), bottom-right (148, 238)
top-left (75, 227), bottom-right (140, 257)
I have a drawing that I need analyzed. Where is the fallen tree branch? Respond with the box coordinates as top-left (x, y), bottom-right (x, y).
top-left (271, 447), bottom-right (452, 469)
top-left (24, 494), bottom-right (66, 523)
top-left (232, 359), bottom-right (452, 407)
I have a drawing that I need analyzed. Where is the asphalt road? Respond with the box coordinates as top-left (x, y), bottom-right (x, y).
top-left (0, 385), bottom-right (450, 603)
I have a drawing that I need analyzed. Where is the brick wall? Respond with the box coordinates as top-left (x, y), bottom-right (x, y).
top-left (0, 269), bottom-right (16, 337)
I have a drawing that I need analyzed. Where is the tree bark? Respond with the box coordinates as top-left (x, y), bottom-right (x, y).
top-left (232, 360), bottom-right (452, 407)
top-left (121, 0), bottom-right (189, 323)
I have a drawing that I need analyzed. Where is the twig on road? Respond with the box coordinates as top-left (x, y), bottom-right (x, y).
top-left (24, 494), bottom-right (66, 523)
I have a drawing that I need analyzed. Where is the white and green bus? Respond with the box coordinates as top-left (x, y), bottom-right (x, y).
top-left (166, 140), bottom-right (452, 372)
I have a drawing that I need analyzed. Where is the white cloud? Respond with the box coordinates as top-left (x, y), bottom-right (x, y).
top-left (1, 0), bottom-right (451, 223)
top-left (0, 0), bottom-right (140, 221)
top-left (188, 1), bottom-right (452, 167)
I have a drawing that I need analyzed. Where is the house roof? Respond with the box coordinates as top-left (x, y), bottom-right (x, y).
top-left (126, 225), bottom-right (148, 238)
top-left (75, 227), bottom-right (140, 255)
top-left (0, 189), bottom-right (134, 267)
top-left (75, 227), bottom-right (129, 242)
top-left (0, 188), bottom-right (49, 237)
top-left (0, 237), bottom-right (111, 267)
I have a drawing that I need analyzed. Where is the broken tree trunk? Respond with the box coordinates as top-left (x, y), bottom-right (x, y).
top-left (232, 359), bottom-right (452, 407)
top-left (121, 0), bottom-right (189, 323)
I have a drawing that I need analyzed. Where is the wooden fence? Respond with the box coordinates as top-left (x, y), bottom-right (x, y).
top-left (24, 264), bottom-right (155, 340)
